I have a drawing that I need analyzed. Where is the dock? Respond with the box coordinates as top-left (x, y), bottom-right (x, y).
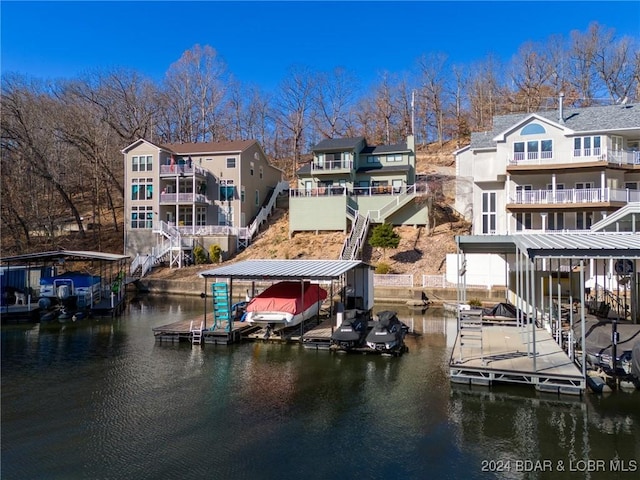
top-left (449, 313), bottom-right (585, 395)
top-left (152, 315), bottom-right (257, 345)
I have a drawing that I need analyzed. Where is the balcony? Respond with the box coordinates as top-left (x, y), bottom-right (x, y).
top-left (507, 148), bottom-right (640, 170)
top-left (159, 164), bottom-right (207, 177)
top-left (159, 192), bottom-right (210, 205)
top-left (310, 158), bottom-right (353, 173)
top-left (507, 187), bottom-right (640, 210)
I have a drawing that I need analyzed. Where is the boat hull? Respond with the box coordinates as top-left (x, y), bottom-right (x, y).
top-left (245, 302), bottom-right (321, 328)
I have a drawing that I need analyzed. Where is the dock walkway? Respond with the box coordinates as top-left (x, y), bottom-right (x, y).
top-left (450, 322), bottom-right (585, 395)
top-left (152, 315), bottom-right (256, 345)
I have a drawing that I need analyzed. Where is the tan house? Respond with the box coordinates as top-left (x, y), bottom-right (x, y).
top-left (122, 139), bottom-right (286, 274)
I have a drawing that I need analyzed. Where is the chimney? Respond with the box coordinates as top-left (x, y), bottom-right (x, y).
top-left (558, 92), bottom-right (565, 124)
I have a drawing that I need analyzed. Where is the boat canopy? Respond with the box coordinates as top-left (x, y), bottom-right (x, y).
top-left (246, 281), bottom-right (327, 315)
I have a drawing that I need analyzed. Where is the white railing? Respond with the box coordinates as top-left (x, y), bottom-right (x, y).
top-left (159, 192), bottom-right (210, 204)
top-left (422, 274), bottom-right (455, 288)
top-left (247, 180), bottom-right (289, 239)
top-left (289, 184), bottom-right (421, 198)
top-left (159, 164), bottom-right (207, 176)
top-left (509, 147), bottom-right (640, 166)
top-left (370, 185), bottom-right (419, 222)
top-left (311, 159), bottom-right (354, 172)
top-left (511, 188), bottom-right (640, 205)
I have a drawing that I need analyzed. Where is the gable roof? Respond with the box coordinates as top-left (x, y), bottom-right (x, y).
top-left (160, 139), bottom-right (257, 155)
top-left (312, 137), bottom-right (365, 151)
top-left (468, 103), bottom-right (640, 150)
top-left (362, 141), bottom-right (410, 154)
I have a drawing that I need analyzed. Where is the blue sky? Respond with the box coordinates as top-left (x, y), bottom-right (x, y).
top-left (2, 1), bottom-right (639, 91)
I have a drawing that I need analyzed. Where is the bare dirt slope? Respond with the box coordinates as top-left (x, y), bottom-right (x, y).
top-left (150, 141), bottom-right (469, 282)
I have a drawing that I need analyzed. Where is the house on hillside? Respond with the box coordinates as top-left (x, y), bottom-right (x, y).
top-left (289, 135), bottom-right (430, 259)
top-left (452, 98), bottom-right (640, 287)
top-left (122, 139), bottom-right (286, 273)
top-left (456, 99), bottom-right (640, 234)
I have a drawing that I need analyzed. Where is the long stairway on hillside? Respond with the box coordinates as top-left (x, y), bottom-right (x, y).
top-left (340, 213), bottom-right (370, 260)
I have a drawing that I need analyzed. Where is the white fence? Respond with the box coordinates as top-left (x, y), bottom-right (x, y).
top-left (373, 274), bottom-right (414, 287)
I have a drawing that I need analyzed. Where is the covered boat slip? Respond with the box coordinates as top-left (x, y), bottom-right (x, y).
top-left (153, 259), bottom-right (374, 345)
top-left (452, 232), bottom-right (640, 395)
top-left (0, 250), bottom-right (130, 322)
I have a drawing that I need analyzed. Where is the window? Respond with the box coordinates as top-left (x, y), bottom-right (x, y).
top-left (515, 185), bottom-right (532, 203)
top-left (131, 178), bottom-right (153, 201)
top-left (576, 212), bottom-right (593, 230)
top-left (481, 192), bottom-right (497, 234)
top-left (575, 182), bottom-right (593, 189)
top-left (574, 136), bottom-right (601, 157)
top-left (241, 186), bottom-right (245, 202)
top-left (625, 182), bottom-right (638, 190)
top-left (521, 123), bottom-right (546, 135)
top-left (219, 180), bottom-right (235, 201)
top-left (131, 206), bottom-right (153, 229)
top-left (255, 190), bottom-right (260, 207)
top-left (250, 162), bottom-right (254, 176)
top-left (218, 206), bottom-right (233, 226)
top-left (132, 155), bottom-right (152, 172)
top-left (541, 140), bottom-right (553, 159)
top-left (527, 140), bottom-right (539, 160)
top-left (515, 213), bottom-right (531, 231)
top-left (386, 154), bottom-right (402, 162)
top-left (259, 166), bottom-right (263, 179)
top-left (548, 212), bottom-right (564, 231)
top-left (196, 207), bottom-right (206, 226)
top-left (367, 155), bottom-right (379, 164)
top-left (226, 157), bottom-right (236, 168)
top-left (513, 142), bottom-right (525, 161)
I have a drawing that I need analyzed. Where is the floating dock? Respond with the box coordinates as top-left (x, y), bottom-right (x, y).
top-left (449, 312), bottom-right (585, 395)
top-left (152, 315), bottom-right (257, 345)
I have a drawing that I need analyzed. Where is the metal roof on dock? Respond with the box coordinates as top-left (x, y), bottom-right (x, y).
top-left (457, 232), bottom-right (640, 259)
top-left (1, 249), bottom-right (129, 264)
top-left (199, 259), bottom-right (368, 280)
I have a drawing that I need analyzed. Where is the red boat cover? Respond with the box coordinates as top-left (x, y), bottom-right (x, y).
top-left (246, 282), bottom-right (327, 315)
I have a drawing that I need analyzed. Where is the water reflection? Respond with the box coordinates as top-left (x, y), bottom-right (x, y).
top-left (1, 299), bottom-right (639, 480)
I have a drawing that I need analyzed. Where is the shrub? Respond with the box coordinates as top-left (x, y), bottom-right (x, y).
top-left (209, 244), bottom-right (222, 263)
top-left (193, 245), bottom-right (209, 264)
top-left (469, 298), bottom-right (482, 307)
top-left (375, 262), bottom-right (391, 274)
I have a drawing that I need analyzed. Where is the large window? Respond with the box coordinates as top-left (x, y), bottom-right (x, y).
top-left (386, 154), bottom-right (403, 162)
top-left (132, 155), bottom-right (153, 172)
top-left (219, 180), bottom-right (235, 201)
top-left (481, 192), bottom-right (497, 234)
top-left (131, 178), bottom-right (153, 201)
top-left (131, 206), bottom-right (153, 229)
top-left (226, 157), bottom-right (236, 168)
top-left (573, 136), bottom-right (601, 157)
top-left (513, 140), bottom-right (553, 161)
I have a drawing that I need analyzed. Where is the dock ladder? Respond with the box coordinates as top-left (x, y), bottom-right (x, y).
top-left (459, 310), bottom-right (484, 364)
top-left (190, 320), bottom-right (204, 345)
top-left (211, 282), bottom-right (231, 331)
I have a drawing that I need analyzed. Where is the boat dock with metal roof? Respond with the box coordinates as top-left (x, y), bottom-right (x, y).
top-left (153, 259), bottom-right (375, 347)
top-left (451, 232), bottom-right (640, 395)
top-left (1, 250), bottom-right (129, 323)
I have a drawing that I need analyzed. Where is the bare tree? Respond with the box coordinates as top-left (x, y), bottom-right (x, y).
top-left (310, 67), bottom-right (359, 138)
top-left (161, 45), bottom-right (229, 143)
top-left (274, 65), bottom-right (315, 175)
top-left (417, 53), bottom-right (449, 145)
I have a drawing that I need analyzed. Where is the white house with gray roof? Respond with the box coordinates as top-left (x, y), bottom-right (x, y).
top-left (455, 100), bottom-right (640, 235)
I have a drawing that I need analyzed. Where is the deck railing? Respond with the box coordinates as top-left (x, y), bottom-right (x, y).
top-left (509, 148), bottom-right (640, 166)
top-left (510, 188), bottom-right (640, 205)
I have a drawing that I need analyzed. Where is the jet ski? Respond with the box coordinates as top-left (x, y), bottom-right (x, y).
top-left (331, 309), bottom-right (369, 351)
top-left (365, 310), bottom-right (409, 354)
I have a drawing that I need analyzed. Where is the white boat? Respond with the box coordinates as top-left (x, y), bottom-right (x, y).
top-left (245, 281), bottom-right (328, 329)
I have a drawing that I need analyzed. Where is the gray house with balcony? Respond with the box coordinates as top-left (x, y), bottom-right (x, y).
top-left (455, 101), bottom-right (640, 235)
top-left (122, 138), bottom-right (286, 274)
top-left (289, 135), bottom-right (429, 258)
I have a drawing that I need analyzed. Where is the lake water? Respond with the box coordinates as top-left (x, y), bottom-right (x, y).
top-left (2, 295), bottom-right (639, 480)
